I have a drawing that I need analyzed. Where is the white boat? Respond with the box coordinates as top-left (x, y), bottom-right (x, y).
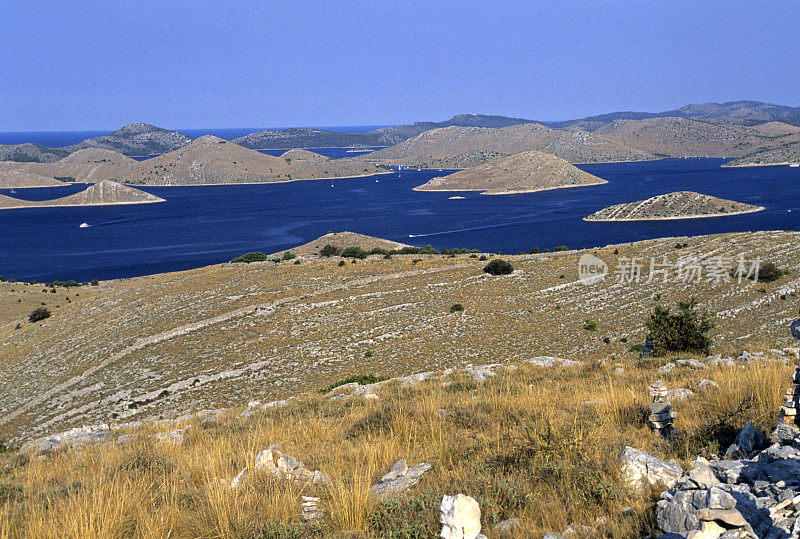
top-left (790, 163), bottom-right (799, 168)
top-left (79, 222), bottom-right (90, 228)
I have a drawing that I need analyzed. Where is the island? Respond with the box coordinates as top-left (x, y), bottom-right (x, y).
top-left (583, 191), bottom-right (764, 221)
top-left (0, 180), bottom-right (165, 210)
top-left (412, 150), bottom-right (608, 195)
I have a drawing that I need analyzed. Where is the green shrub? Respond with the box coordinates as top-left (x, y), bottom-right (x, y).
top-left (554, 245), bottom-right (569, 252)
top-left (602, 336), bottom-right (611, 344)
top-left (442, 247), bottom-right (479, 255)
top-left (755, 261), bottom-right (790, 282)
top-left (319, 244), bottom-right (340, 257)
top-left (530, 248), bottom-right (539, 254)
top-left (282, 251), bottom-right (296, 261)
top-left (319, 374), bottom-right (389, 394)
top-left (645, 298), bottom-right (713, 356)
top-left (231, 252), bottom-right (268, 263)
top-left (483, 259), bottom-right (514, 275)
top-left (450, 303), bottom-right (464, 313)
top-left (364, 349), bottom-right (374, 358)
top-left (584, 319), bottom-right (598, 331)
top-left (479, 255), bottom-right (488, 261)
top-left (51, 280), bottom-right (81, 287)
top-left (338, 260), bottom-right (346, 267)
top-left (28, 307), bottom-right (50, 323)
top-left (91, 280), bottom-right (99, 286)
top-left (341, 246), bottom-right (368, 259)
top-left (396, 245), bottom-right (438, 255)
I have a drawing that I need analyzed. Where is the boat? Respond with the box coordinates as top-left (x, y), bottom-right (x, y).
top-left (79, 222), bottom-right (90, 228)
top-left (790, 163), bottom-right (799, 168)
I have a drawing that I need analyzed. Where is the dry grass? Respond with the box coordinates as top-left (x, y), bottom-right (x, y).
top-left (1, 357), bottom-right (791, 538)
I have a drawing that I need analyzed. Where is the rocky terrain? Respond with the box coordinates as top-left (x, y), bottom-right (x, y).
top-left (0, 170), bottom-right (65, 188)
top-left (724, 140), bottom-right (800, 167)
top-left (61, 123), bottom-right (194, 156)
top-left (273, 231), bottom-right (410, 257)
top-left (585, 191), bottom-right (764, 221)
top-left (0, 230), bottom-right (797, 444)
top-left (413, 150), bottom-right (607, 195)
top-left (0, 143), bottom-right (69, 163)
top-left (592, 117), bottom-right (796, 158)
top-left (0, 180), bottom-right (164, 210)
top-left (0, 148), bottom-right (139, 184)
top-left (355, 123), bottom-right (656, 168)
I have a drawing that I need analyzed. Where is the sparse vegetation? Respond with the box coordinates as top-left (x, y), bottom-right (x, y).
top-left (483, 259), bottom-right (514, 275)
top-left (645, 298), bottom-right (713, 356)
top-left (449, 303), bottom-right (464, 313)
top-left (584, 319), bottom-right (598, 331)
top-left (231, 252), bottom-right (269, 263)
top-left (319, 244), bottom-right (340, 257)
top-left (319, 373), bottom-right (389, 394)
top-left (282, 251), bottom-right (297, 261)
top-left (341, 247), bottom-right (369, 259)
top-left (28, 306), bottom-right (50, 323)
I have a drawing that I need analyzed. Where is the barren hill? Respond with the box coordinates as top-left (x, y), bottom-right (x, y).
top-left (584, 191), bottom-right (764, 221)
top-left (593, 117), bottom-right (786, 157)
top-left (63, 123), bottom-right (193, 156)
top-left (119, 136), bottom-right (386, 185)
top-left (0, 170), bottom-right (65, 188)
top-left (0, 148), bottom-right (138, 184)
top-left (724, 140), bottom-right (800, 167)
top-left (414, 151), bottom-right (607, 195)
top-left (751, 121), bottom-right (800, 137)
top-left (275, 231), bottom-right (410, 256)
top-left (356, 124), bottom-right (655, 168)
top-left (0, 230), bottom-right (796, 442)
top-left (0, 143), bottom-right (70, 163)
top-left (0, 180), bottom-right (164, 210)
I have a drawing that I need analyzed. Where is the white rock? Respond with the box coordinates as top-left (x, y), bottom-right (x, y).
top-left (440, 493), bottom-right (482, 539)
top-left (620, 446), bottom-right (682, 491)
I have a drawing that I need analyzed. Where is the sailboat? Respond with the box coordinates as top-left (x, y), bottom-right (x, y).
top-left (79, 222), bottom-right (90, 228)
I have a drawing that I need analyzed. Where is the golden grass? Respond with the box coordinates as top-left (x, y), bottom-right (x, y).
top-left (1, 355), bottom-right (792, 538)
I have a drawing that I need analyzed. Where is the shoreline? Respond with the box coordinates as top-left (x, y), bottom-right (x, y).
top-left (126, 170), bottom-right (394, 187)
top-left (0, 199), bottom-right (165, 211)
top-left (723, 161), bottom-right (800, 168)
top-left (413, 178), bottom-right (608, 196)
top-left (582, 205), bottom-right (765, 222)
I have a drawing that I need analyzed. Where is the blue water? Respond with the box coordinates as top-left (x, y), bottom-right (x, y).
top-left (0, 126), bottom-right (391, 148)
top-left (0, 158), bottom-right (797, 282)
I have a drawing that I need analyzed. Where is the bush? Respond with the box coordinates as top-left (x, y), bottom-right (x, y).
top-left (338, 260), bottom-right (346, 267)
top-left (479, 255), bottom-right (488, 261)
top-left (645, 298), bottom-right (713, 356)
top-left (231, 252), bottom-right (268, 263)
top-left (91, 280), bottom-right (99, 286)
top-left (51, 280), bottom-right (81, 287)
top-left (584, 319), bottom-right (598, 331)
top-left (282, 251), bottom-right (296, 261)
top-left (319, 244), bottom-right (340, 257)
top-left (450, 303), bottom-right (464, 313)
top-left (554, 245), bottom-right (569, 252)
top-left (755, 261), bottom-right (790, 283)
top-left (530, 248), bottom-right (539, 254)
top-left (483, 259), bottom-right (514, 275)
top-left (368, 247), bottom-right (389, 256)
top-left (341, 246), bottom-right (368, 259)
top-left (28, 307), bottom-right (51, 323)
top-left (396, 245), bottom-right (438, 255)
top-left (442, 248), bottom-right (479, 255)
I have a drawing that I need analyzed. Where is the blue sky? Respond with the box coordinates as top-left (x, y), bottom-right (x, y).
top-left (1, 1), bottom-right (798, 131)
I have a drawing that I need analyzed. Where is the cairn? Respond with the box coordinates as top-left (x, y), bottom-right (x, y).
top-left (779, 363), bottom-right (800, 429)
top-left (301, 496), bottom-right (324, 523)
top-left (648, 380), bottom-right (676, 436)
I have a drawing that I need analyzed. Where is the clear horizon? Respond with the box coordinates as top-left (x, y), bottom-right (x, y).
top-left (2, 1), bottom-right (798, 131)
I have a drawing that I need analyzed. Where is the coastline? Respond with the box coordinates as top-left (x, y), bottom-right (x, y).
top-left (582, 205), bottom-right (765, 222)
top-left (0, 199), bottom-right (165, 211)
top-left (413, 178), bottom-right (608, 196)
top-left (723, 161), bottom-right (800, 168)
top-left (127, 170), bottom-right (394, 187)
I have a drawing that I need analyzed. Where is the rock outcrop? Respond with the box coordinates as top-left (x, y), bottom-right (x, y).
top-left (370, 459), bottom-right (432, 500)
top-left (585, 191), bottom-right (764, 221)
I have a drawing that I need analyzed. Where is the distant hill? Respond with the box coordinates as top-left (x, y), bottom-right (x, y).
top-left (750, 121), bottom-right (800, 137)
top-left (0, 148), bottom-right (138, 183)
top-left (275, 231), bottom-right (410, 256)
top-left (119, 136), bottom-right (387, 185)
top-left (0, 143), bottom-right (70, 163)
top-left (592, 117), bottom-right (789, 158)
top-left (549, 100), bottom-right (800, 130)
top-left (0, 170), bottom-right (66, 188)
top-left (413, 150), bottom-right (607, 195)
top-left (62, 123), bottom-right (194, 156)
top-left (356, 123), bottom-right (655, 168)
top-left (0, 180), bottom-right (164, 210)
top-left (584, 191), bottom-right (764, 221)
top-left (724, 140), bottom-right (800, 167)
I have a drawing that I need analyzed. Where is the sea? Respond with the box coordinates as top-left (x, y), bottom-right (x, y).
top-left (0, 129), bottom-right (797, 283)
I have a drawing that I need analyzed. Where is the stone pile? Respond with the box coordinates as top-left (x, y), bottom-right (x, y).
top-left (370, 459), bottom-right (432, 500)
top-left (778, 362), bottom-right (800, 429)
top-left (254, 444), bottom-right (331, 485)
top-left (301, 496), bottom-right (324, 523)
top-left (649, 380), bottom-right (677, 437)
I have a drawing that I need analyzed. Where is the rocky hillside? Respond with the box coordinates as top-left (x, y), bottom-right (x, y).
top-left (724, 140), bottom-right (800, 167)
top-left (0, 180), bottom-right (164, 210)
top-left (119, 137), bottom-right (386, 185)
top-left (0, 230), bottom-right (797, 443)
top-left (593, 117), bottom-right (792, 158)
top-left (0, 170), bottom-right (65, 188)
top-left (413, 150), bottom-right (607, 195)
top-left (355, 123), bottom-right (655, 168)
top-left (0, 143), bottom-right (69, 163)
top-left (62, 123), bottom-right (193, 156)
top-left (585, 191), bottom-right (764, 221)
top-left (274, 231), bottom-right (410, 256)
top-left (750, 121), bottom-right (800, 137)
top-left (0, 148), bottom-right (139, 184)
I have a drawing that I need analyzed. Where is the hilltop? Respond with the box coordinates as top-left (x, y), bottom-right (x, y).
top-left (119, 136), bottom-right (386, 185)
top-left (584, 191), bottom-right (764, 221)
top-left (62, 123), bottom-right (194, 156)
top-left (355, 123), bottom-right (655, 168)
top-left (0, 143), bottom-right (69, 163)
top-left (413, 150), bottom-right (608, 195)
top-left (0, 230), bottom-right (796, 443)
top-left (274, 231), bottom-right (410, 256)
top-left (592, 117), bottom-right (792, 158)
top-left (0, 180), bottom-right (164, 210)
top-left (0, 148), bottom-right (139, 184)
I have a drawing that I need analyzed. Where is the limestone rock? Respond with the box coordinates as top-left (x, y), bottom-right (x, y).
top-left (621, 446), bottom-right (682, 491)
top-left (370, 460), bottom-right (432, 500)
top-left (440, 494), bottom-right (482, 539)
top-left (724, 423), bottom-right (766, 460)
